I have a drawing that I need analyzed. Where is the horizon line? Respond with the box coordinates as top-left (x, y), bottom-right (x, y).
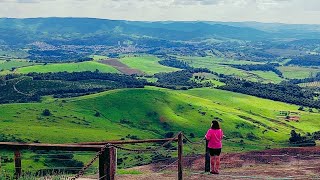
top-left (1, 16), bottom-right (320, 26)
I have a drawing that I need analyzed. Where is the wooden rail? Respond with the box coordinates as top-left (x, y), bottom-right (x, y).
top-left (0, 142), bottom-right (103, 151)
top-left (76, 138), bottom-right (178, 145)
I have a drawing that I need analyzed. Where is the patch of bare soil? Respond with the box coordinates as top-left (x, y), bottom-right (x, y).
top-left (100, 59), bottom-right (143, 75)
top-left (116, 147), bottom-right (320, 180)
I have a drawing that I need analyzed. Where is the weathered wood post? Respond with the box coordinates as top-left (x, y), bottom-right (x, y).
top-left (14, 150), bottom-right (22, 179)
top-left (99, 147), bottom-right (117, 180)
top-left (205, 140), bottom-right (210, 172)
top-left (178, 132), bottom-right (183, 180)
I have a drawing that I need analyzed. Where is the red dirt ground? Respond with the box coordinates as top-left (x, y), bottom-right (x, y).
top-left (115, 146), bottom-right (320, 180)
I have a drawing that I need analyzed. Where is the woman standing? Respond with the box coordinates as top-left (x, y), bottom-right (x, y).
top-left (205, 120), bottom-right (223, 174)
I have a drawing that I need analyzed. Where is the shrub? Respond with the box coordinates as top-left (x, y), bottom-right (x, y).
top-left (42, 109), bottom-right (51, 116)
top-left (189, 133), bottom-right (195, 138)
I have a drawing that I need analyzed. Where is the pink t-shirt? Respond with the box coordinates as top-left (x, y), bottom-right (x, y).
top-left (205, 129), bottom-right (223, 149)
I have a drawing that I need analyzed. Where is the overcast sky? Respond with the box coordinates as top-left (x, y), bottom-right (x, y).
top-left (0, 0), bottom-right (320, 24)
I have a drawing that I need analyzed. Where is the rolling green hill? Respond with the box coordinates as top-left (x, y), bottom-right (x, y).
top-left (0, 87), bottom-right (318, 145)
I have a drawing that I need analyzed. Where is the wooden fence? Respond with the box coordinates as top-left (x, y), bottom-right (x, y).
top-left (0, 133), bottom-right (184, 180)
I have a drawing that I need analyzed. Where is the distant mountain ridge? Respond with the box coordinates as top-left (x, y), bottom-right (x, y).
top-left (0, 17), bottom-right (270, 45)
top-left (1, 17), bottom-right (320, 46)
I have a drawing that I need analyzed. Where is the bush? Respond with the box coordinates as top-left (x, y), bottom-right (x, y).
top-left (189, 133), bottom-right (195, 138)
top-left (289, 130), bottom-right (316, 147)
top-left (94, 111), bottom-right (101, 117)
top-left (42, 109), bottom-right (51, 116)
top-left (165, 132), bottom-right (174, 138)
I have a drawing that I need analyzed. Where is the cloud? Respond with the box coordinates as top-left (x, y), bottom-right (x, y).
top-left (0, 0), bottom-right (319, 24)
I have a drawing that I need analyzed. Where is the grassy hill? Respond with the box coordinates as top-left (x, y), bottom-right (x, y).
top-left (0, 87), bottom-right (318, 145)
top-left (16, 61), bottom-right (119, 74)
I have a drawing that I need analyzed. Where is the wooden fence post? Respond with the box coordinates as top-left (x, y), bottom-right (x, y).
top-left (205, 140), bottom-right (210, 172)
top-left (14, 150), bottom-right (22, 179)
top-left (178, 132), bottom-right (183, 180)
top-left (99, 147), bottom-right (117, 180)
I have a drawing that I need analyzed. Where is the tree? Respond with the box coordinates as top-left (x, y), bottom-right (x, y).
top-left (289, 130), bottom-right (301, 143)
top-left (42, 109), bottom-right (51, 116)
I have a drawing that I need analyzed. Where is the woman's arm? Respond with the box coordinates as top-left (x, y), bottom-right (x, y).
top-left (205, 130), bottom-right (211, 140)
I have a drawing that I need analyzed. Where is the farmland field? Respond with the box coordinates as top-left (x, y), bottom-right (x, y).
top-left (278, 66), bottom-right (320, 79)
top-left (16, 61), bottom-right (120, 74)
top-left (177, 56), bottom-right (256, 77)
top-left (119, 56), bottom-right (180, 75)
top-left (251, 71), bottom-right (283, 83)
top-left (0, 59), bottom-right (36, 71)
top-left (300, 81), bottom-right (320, 87)
top-left (100, 59), bottom-right (143, 75)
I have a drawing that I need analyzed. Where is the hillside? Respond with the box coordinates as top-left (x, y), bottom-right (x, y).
top-left (0, 87), bottom-right (318, 146)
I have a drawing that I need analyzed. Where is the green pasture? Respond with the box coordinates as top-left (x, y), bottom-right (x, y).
top-left (119, 55), bottom-right (180, 75)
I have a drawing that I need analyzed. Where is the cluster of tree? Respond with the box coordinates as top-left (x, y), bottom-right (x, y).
top-left (28, 49), bottom-right (93, 62)
top-left (154, 68), bottom-right (216, 89)
top-left (0, 78), bottom-right (41, 104)
top-left (288, 72), bottom-right (320, 84)
top-left (286, 55), bottom-right (320, 66)
top-left (313, 131), bottom-right (320, 140)
top-left (218, 77), bottom-right (320, 108)
top-left (27, 71), bottom-right (146, 88)
top-left (154, 70), bottom-right (197, 89)
top-left (1, 72), bottom-right (147, 104)
top-left (159, 58), bottom-right (192, 70)
top-left (289, 130), bottom-right (316, 147)
top-left (231, 63), bottom-right (283, 77)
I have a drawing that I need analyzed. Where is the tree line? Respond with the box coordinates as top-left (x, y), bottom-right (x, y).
top-left (153, 68), bottom-right (216, 90)
top-left (230, 63), bottom-right (283, 77)
top-left (159, 58), bottom-right (192, 70)
top-left (286, 55), bottom-right (320, 66)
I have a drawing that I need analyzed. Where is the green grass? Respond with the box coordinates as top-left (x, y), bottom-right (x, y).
top-left (251, 71), bottom-right (283, 83)
top-left (90, 55), bottom-right (108, 61)
top-left (16, 61), bottom-right (120, 74)
top-left (119, 55), bottom-right (180, 75)
top-left (278, 66), bottom-right (320, 79)
top-left (117, 169), bottom-right (142, 175)
top-left (0, 59), bottom-right (36, 71)
top-left (177, 56), bottom-right (290, 83)
top-left (177, 56), bottom-right (263, 79)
